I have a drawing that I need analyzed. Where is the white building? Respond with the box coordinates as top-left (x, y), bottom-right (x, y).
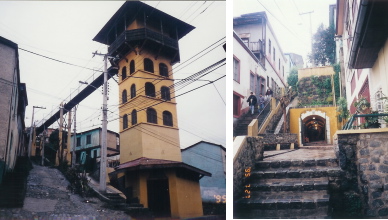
top-left (233, 12), bottom-right (288, 124)
top-left (336, 0), bottom-right (388, 119)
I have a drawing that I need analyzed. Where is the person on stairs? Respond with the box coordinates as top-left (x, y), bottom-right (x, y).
top-left (247, 92), bottom-right (257, 115)
top-left (258, 94), bottom-right (265, 113)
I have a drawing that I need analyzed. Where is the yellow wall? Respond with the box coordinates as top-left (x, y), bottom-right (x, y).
top-left (120, 123), bottom-right (181, 163)
top-left (298, 66), bottom-right (334, 80)
top-left (168, 172), bottom-right (203, 218)
top-left (289, 106), bottom-right (338, 146)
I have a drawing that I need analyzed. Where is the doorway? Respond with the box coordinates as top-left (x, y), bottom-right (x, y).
top-left (147, 178), bottom-right (171, 217)
top-left (302, 115), bottom-right (326, 145)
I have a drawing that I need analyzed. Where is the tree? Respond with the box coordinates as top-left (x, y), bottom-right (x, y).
top-left (308, 24), bottom-right (336, 66)
top-left (287, 67), bottom-right (298, 91)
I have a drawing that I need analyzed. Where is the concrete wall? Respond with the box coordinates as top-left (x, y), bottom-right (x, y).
top-left (298, 66), bottom-right (334, 80)
top-left (181, 142), bottom-right (226, 203)
top-left (233, 136), bottom-right (264, 199)
top-left (334, 128), bottom-right (388, 218)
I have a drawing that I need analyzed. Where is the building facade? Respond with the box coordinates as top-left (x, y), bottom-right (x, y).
top-left (93, 2), bottom-right (210, 218)
top-left (181, 141), bottom-right (226, 203)
top-left (336, 0), bottom-right (388, 120)
top-left (0, 36), bottom-right (28, 184)
top-left (70, 128), bottom-right (120, 169)
top-left (233, 12), bottom-right (288, 123)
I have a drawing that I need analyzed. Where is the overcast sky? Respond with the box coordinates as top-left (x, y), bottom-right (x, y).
top-left (233, 0), bottom-right (336, 66)
top-left (0, 1), bottom-right (226, 149)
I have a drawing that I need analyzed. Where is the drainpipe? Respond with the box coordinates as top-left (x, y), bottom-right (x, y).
top-left (349, 0), bottom-right (370, 69)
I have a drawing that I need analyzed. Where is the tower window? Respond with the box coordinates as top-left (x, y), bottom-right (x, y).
top-left (122, 89), bottom-right (127, 104)
top-left (122, 66), bottom-right (127, 80)
top-left (145, 82), bottom-right (156, 97)
top-left (131, 109), bottom-right (137, 125)
top-left (161, 86), bottom-right (171, 101)
top-left (123, 114), bottom-right (128, 129)
top-left (163, 111), bottom-right (173, 126)
top-left (144, 58), bottom-right (154, 73)
top-left (131, 84), bottom-right (136, 98)
top-left (159, 63), bottom-right (169, 77)
top-left (147, 108), bottom-right (157, 124)
top-left (130, 60), bottom-right (135, 75)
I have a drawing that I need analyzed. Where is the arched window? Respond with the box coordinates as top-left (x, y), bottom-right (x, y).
top-left (144, 58), bottom-right (154, 73)
top-left (123, 114), bottom-right (128, 129)
top-left (147, 108), bottom-right (157, 124)
top-left (122, 66), bottom-right (127, 80)
top-left (130, 60), bottom-right (135, 75)
top-left (130, 84), bottom-right (136, 98)
top-left (159, 63), bottom-right (168, 77)
top-left (145, 82), bottom-right (155, 97)
top-left (131, 109), bottom-right (137, 125)
top-left (161, 86), bottom-right (171, 101)
top-left (122, 90), bottom-right (127, 104)
top-left (163, 111), bottom-right (173, 126)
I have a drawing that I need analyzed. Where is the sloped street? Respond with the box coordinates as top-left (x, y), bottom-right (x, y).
top-left (0, 164), bottom-right (130, 220)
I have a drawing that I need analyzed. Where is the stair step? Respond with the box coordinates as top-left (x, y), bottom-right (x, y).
top-left (235, 191), bottom-right (330, 218)
top-left (249, 167), bottom-right (343, 179)
top-left (256, 158), bottom-right (338, 169)
top-left (249, 177), bottom-right (329, 192)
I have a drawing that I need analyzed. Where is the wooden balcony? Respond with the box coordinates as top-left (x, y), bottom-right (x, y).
top-left (108, 28), bottom-right (180, 62)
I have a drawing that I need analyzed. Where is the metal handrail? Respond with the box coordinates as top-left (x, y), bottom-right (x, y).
top-left (343, 113), bottom-right (388, 130)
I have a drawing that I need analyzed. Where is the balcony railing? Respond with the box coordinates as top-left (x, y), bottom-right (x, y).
top-left (108, 28), bottom-right (179, 55)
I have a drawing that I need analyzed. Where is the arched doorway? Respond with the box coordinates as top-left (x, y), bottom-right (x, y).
top-left (299, 110), bottom-right (331, 146)
top-left (302, 115), bottom-right (326, 145)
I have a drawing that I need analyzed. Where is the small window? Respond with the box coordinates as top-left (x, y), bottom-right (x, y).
top-left (144, 58), bottom-right (154, 73)
top-left (130, 60), bottom-right (135, 75)
top-left (122, 66), bottom-right (127, 80)
top-left (76, 137), bottom-right (81, 147)
top-left (163, 111), bottom-right (173, 126)
top-left (131, 109), bottom-right (137, 125)
top-left (145, 82), bottom-right (156, 97)
top-left (269, 39), bottom-right (271, 54)
top-left (147, 108), bottom-right (157, 124)
top-left (273, 48), bottom-right (276, 61)
top-left (86, 135), bottom-right (91, 145)
top-left (159, 63), bottom-right (169, 77)
top-left (123, 114), bottom-right (128, 129)
top-left (130, 84), bottom-right (136, 98)
top-left (161, 86), bottom-right (171, 101)
top-left (122, 89), bottom-right (127, 104)
top-left (233, 57), bottom-right (240, 82)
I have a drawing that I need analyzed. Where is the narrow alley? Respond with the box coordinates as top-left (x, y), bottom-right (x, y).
top-left (0, 164), bottom-right (130, 219)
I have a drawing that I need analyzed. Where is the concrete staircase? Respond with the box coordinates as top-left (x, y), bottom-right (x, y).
top-left (234, 102), bottom-right (270, 136)
top-left (234, 154), bottom-right (343, 218)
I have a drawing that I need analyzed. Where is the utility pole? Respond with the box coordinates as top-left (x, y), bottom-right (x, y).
top-left (72, 106), bottom-right (77, 168)
top-left (300, 11), bottom-right (314, 67)
top-left (41, 126), bottom-right (46, 166)
top-left (66, 108), bottom-right (72, 163)
top-left (56, 103), bottom-right (64, 166)
top-left (28, 106), bottom-right (46, 158)
top-left (93, 51), bottom-right (109, 192)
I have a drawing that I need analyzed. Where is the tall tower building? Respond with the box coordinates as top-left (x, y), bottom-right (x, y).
top-left (93, 2), bottom-right (210, 218)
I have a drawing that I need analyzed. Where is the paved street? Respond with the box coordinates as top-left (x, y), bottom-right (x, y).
top-left (264, 145), bottom-right (336, 161)
top-left (0, 164), bottom-right (130, 220)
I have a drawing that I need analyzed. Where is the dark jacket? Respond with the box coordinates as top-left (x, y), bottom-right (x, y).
top-left (247, 95), bottom-right (257, 106)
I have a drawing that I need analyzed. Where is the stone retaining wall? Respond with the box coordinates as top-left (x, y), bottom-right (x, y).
top-left (233, 137), bottom-right (264, 200)
top-left (257, 133), bottom-right (298, 145)
top-left (334, 129), bottom-right (388, 218)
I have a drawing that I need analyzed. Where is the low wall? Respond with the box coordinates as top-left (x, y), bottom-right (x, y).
top-left (233, 136), bottom-right (264, 199)
top-left (334, 128), bottom-right (388, 218)
top-left (257, 133), bottom-right (298, 145)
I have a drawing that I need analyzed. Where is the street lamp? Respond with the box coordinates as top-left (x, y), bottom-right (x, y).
top-left (28, 106), bottom-right (46, 158)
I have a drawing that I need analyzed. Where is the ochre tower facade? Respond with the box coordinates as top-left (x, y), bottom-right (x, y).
top-left (117, 51), bottom-right (182, 163)
top-left (93, 2), bottom-right (210, 218)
